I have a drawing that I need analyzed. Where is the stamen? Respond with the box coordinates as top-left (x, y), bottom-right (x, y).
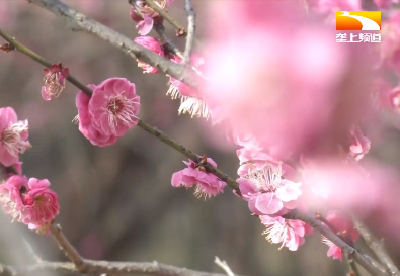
top-left (178, 97), bottom-right (211, 119)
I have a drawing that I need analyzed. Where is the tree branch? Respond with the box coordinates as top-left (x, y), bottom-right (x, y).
top-left (26, 0), bottom-right (199, 89)
top-left (182, 0), bottom-right (195, 66)
top-left (0, 27), bottom-right (240, 193)
top-left (0, 261), bottom-right (234, 276)
top-left (352, 217), bottom-right (400, 276)
top-left (285, 209), bottom-right (389, 276)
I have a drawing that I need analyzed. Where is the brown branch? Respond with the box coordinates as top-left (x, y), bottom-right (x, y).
top-left (154, 24), bottom-right (183, 58)
top-left (182, 0), bottom-right (195, 66)
top-left (0, 261), bottom-right (234, 276)
top-left (352, 217), bottom-right (400, 276)
top-left (285, 209), bottom-right (389, 276)
top-left (26, 0), bottom-right (199, 90)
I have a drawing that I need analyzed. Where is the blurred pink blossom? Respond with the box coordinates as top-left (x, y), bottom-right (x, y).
top-left (348, 126), bottom-right (371, 161)
top-left (42, 63), bottom-right (69, 101)
top-left (204, 0), bottom-right (375, 160)
top-left (373, 0), bottom-right (399, 9)
top-left (237, 164), bottom-right (302, 216)
top-left (171, 158), bottom-right (226, 199)
top-left (380, 12), bottom-right (400, 75)
top-left (308, 0), bottom-right (361, 13)
top-left (133, 36), bottom-right (164, 73)
top-left (322, 210), bottom-right (359, 261)
top-left (301, 157), bottom-right (400, 217)
top-left (260, 215), bottom-right (310, 251)
top-left (0, 175), bottom-right (59, 232)
top-left (0, 107), bottom-right (30, 167)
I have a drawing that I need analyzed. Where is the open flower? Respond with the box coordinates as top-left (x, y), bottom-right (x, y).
top-left (76, 78), bottom-right (140, 146)
top-left (76, 90), bottom-right (117, 147)
top-left (0, 175), bottom-right (59, 232)
top-left (41, 63), bottom-right (69, 101)
top-left (260, 215), bottom-right (310, 251)
top-left (133, 36), bottom-right (165, 73)
top-left (171, 158), bottom-right (226, 199)
top-left (89, 78), bottom-right (140, 136)
top-left (0, 107), bottom-right (30, 167)
top-left (237, 164), bottom-right (302, 216)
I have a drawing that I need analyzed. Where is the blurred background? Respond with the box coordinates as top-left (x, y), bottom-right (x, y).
top-left (0, 0), bottom-right (399, 276)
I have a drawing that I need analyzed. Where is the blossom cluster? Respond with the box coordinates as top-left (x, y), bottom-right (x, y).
top-left (0, 107), bottom-right (59, 234)
top-left (163, 0), bottom-right (400, 260)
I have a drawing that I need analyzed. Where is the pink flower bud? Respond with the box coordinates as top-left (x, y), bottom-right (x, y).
top-left (42, 63), bottom-right (69, 101)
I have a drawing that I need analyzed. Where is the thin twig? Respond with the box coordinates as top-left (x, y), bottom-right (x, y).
top-left (27, 0), bottom-right (199, 89)
top-left (0, 28), bottom-right (92, 96)
top-left (215, 257), bottom-right (235, 276)
top-left (352, 217), bottom-right (400, 276)
top-left (49, 224), bottom-right (87, 272)
top-left (154, 24), bottom-right (183, 58)
top-left (347, 253), bottom-right (363, 276)
top-left (143, 0), bottom-right (202, 48)
top-left (182, 0), bottom-right (195, 66)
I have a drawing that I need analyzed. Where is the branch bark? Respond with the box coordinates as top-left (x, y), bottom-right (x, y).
top-left (352, 217), bottom-right (400, 276)
top-left (0, 261), bottom-right (232, 276)
top-left (26, 0), bottom-right (199, 89)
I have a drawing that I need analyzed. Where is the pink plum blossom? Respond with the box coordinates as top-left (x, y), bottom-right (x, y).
top-left (0, 107), bottom-right (30, 167)
top-left (203, 0), bottom-right (375, 160)
top-left (171, 158), bottom-right (226, 199)
top-left (0, 175), bottom-right (59, 232)
top-left (133, 36), bottom-right (164, 73)
top-left (348, 126), bottom-right (371, 161)
top-left (130, 0), bottom-right (170, 35)
top-left (301, 157), bottom-right (400, 217)
top-left (42, 63), bottom-right (69, 101)
top-left (260, 215), bottom-right (311, 251)
top-left (322, 210), bottom-right (359, 261)
top-left (237, 164), bottom-right (302, 216)
top-left (166, 55), bottom-right (210, 118)
top-left (76, 89), bottom-right (117, 147)
top-left (76, 78), bottom-right (140, 146)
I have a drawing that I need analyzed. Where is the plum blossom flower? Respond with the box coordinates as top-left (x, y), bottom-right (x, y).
top-left (260, 215), bottom-right (311, 251)
top-left (75, 78), bottom-right (140, 146)
top-left (322, 210), bottom-right (359, 261)
top-left (130, 0), bottom-right (170, 35)
top-left (237, 164), bottom-right (302, 216)
top-left (133, 36), bottom-right (165, 73)
top-left (41, 63), bottom-right (69, 101)
top-left (348, 126), bottom-right (371, 161)
top-left (0, 107), bottom-right (30, 167)
top-left (171, 158), bottom-right (226, 199)
top-left (166, 55), bottom-right (210, 119)
top-left (0, 175), bottom-right (59, 233)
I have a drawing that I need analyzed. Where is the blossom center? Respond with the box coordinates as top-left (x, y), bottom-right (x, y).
top-left (104, 92), bottom-right (138, 134)
top-left (2, 122), bottom-right (30, 157)
top-left (247, 165), bottom-right (284, 193)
